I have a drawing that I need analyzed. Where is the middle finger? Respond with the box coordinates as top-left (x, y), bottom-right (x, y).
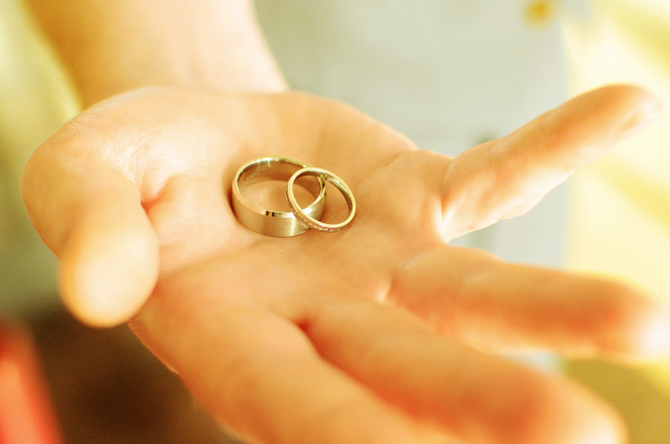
top-left (387, 245), bottom-right (670, 359)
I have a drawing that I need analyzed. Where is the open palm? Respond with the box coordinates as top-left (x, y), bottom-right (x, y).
top-left (23, 86), bottom-right (670, 444)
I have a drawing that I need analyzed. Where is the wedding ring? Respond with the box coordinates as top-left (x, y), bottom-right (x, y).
top-left (232, 157), bottom-right (326, 237)
top-left (286, 167), bottom-right (356, 232)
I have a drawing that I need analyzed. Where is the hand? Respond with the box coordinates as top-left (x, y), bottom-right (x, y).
top-left (23, 85), bottom-right (670, 444)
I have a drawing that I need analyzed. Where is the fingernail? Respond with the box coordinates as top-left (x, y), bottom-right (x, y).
top-left (618, 95), bottom-right (663, 140)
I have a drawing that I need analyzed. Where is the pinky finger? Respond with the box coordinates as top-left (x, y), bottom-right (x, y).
top-left (133, 293), bottom-right (431, 444)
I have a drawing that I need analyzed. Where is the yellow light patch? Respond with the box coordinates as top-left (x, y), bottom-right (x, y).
top-left (524, 0), bottom-right (558, 28)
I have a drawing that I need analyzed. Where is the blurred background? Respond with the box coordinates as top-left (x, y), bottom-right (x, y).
top-left (562, 1), bottom-right (670, 441)
top-left (1, 0), bottom-right (669, 442)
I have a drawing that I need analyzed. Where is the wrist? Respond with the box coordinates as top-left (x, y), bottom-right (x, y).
top-left (27, 0), bottom-right (287, 107)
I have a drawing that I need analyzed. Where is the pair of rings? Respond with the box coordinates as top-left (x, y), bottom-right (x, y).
top-left (232, 157), bottom-right (356, 237)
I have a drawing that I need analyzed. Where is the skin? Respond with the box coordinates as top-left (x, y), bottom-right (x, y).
top-left (21, 1), bottom-right (670, 443)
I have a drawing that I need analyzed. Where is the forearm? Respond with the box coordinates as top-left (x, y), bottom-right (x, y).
top-left (26, 0), bottom-right (286, 106)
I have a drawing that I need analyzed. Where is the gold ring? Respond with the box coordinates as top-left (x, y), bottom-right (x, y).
top-left (286, 167), bottom-right (356, 232)
top-left (232, 157), bottom-right (326, 237)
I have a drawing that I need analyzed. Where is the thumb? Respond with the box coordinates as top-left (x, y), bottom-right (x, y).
top-left (22, 125), bottom-right (159, 327)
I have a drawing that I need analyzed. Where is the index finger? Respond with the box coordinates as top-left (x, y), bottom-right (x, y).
top-left (443, 85), bottom-right (661, 239)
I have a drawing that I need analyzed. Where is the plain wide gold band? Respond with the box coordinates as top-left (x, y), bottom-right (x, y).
top-left (232, 157), bottom-right (326, 237)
